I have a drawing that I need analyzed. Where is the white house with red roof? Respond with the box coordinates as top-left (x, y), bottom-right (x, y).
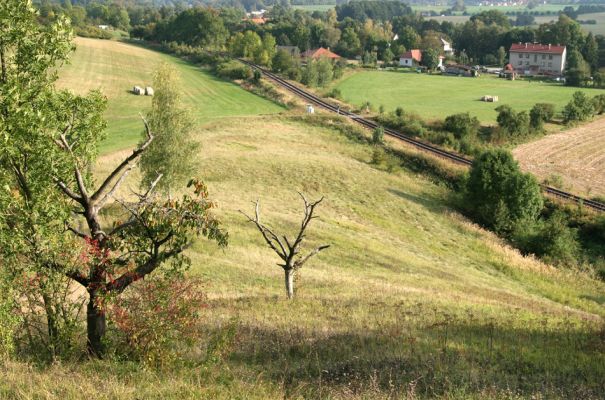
top-left (509, 43), bottom-right (567, 76)
top-left (399, 49), bottom-right (444, 68)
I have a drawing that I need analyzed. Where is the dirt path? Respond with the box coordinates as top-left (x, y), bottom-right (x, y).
top-left (513, 117), bottom-right (605, 198)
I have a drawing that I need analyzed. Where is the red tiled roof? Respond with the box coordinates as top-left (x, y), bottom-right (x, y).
top-left (400, 49), bottom-right (422, 62)
top-left (509, 43), bottom-right (566, 54)
top-left (301, 47), bottom-right (341, 59)
top-left (250, 17), bottom-right (267, 24)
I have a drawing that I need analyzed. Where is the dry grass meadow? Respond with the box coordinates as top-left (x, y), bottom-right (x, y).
top-left (2, 39), bottom-right (604, 399)
top-left (513, 116), bottom-right (605, 198)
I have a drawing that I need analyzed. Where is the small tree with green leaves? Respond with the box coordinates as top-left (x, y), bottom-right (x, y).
top-left (529, 103), bottom-right (555, 131)
top-left (140, 63), bottom-right (198, 196)
top-left (0, 1), bottom-right (227, 358)
top-left (443, 112), bottom-right (480, 139)
top-left (562, 91), bottom-right (595, 124)
top-left (372, 126), bottom-right (385, 144)
top-left (466, 149), bottom-right (543, 235)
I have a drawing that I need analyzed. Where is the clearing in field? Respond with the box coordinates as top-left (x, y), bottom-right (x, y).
top-left (11, 115), bottom-right (602, 398)
top-left (333, 70), bottom-right (605, 123)
top-left (57, 37), bottom-right (284, 153)
top-left (513, 116), bottom-right (605, 198)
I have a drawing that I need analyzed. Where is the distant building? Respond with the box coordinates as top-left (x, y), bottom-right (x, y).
top-left (399, 49), bottom-right (444, 68)
top-left (249, 17), bottom-right (268, 24)
top-left (440, 38), bottom-right (454, 56)
top-left (399, 49), bottom-right (422, 67)
top-left (98, 25), bottom-right (109, 30)
top-left (301, 47), bottom-right (341, 60)
top-left (508, 43), bottom-right (567, 76)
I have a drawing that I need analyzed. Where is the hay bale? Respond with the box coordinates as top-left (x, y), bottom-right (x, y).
top-left (145, 87), bottom-right (154, 96)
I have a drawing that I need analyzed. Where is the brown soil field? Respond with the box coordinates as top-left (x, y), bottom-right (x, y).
top-left (513, 116), bottom-right (605, 198)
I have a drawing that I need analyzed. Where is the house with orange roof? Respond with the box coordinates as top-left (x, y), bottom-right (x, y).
top-left (399, 49), bottom-right (444, 68)
top-left (301, 47), bottom-right (341, 60)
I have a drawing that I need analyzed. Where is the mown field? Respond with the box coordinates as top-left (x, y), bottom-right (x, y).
top-left (333, 70), bottom-right (605, 123)
top-left (514, 116), bottom-right (605, 198)
top-left (57, 38), bottom-right (284, 153)
top-left (3, 38), bottom-right (605, 399)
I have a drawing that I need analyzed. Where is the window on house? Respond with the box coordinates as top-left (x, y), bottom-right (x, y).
top-left (549, 55), bottom-right (553, 60)
top-left (518, 60), bottom-right (522, 65)
top-left (542, 54), bottom-right (546, 59)
top-left (548, 62), bottom-right (552, 67)
top-left (526, 54), bottom-right (529, 58)
top-left (525, 61), bottom-right (529, 65)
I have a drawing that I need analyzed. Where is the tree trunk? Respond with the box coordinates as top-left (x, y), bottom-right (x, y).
top-left (284, 268), bottom-right (295, 300)
top-left (86, 291), bottom-right (106, 357)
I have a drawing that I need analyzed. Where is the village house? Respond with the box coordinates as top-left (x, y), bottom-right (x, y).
top-left (301, 47), bottom-right (341, 60)
top-left (440, 38), bottom-right (454, 56)
top-left (399, 49), bottom-right (422, 67)
top-left (508, 43), bottom-right (567, 76)
top-left (399, 49), bottom-right (444, 68)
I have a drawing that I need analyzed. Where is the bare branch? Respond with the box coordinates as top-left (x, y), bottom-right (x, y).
top-left (294, 244), bottom-right (330, 269)
top-left (67, 224), bottom-right (88, 239)
top-left (91, 115), bottom-right (154, 204)
top-left (55, 178), bottom-right (83, 203)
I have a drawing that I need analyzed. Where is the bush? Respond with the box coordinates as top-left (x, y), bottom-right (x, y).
top-left (372, 126), bottom-right (384, 144)
top-left (593, 94), bottom-right (605, 114)
top-left (215, 60), bottom-right (253, 80)
top-left (74, 25), bottom-right (113, 40)
top-left (443, 112), bottom-right (480, 139)
top-left (562, 91), bottom-right (595, 124)
top-left (465, 149), bottom-right (543, 235)
top-left (529, 103), bottom-right (555, 131)
top-left (0, 274), bottom-right (20, 358)
top-left (526, 212), bottom-right (581, 266)
top-left (327, 88), bottom-right (342, 100)
top-left (495, 105), bottom-right (530, 138)
top-left (110, 276), bottom-right (207, 367)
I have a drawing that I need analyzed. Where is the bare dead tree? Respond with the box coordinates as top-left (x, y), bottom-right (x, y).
top-left (241, 193), bottom-right (330, 299)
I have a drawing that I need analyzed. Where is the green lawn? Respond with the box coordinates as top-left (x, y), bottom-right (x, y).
top-left (414, 4), bottom-right (575, 14)
top-left (292, 4), bottom-right (335, 12)
top-left (5, 115), bottom-right (605, 398)
top-left (57, 38), bottom-right (284, 153)
top-left (333, 70), bottom-right (605, 123)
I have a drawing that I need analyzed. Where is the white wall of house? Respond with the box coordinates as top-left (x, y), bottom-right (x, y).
top-left (399, 57), bottom-right (415, 66)
top-left (509, 50), bottom-right (566, 75)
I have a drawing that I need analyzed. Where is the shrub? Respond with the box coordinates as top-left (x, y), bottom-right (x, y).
top-left (593, 94), bottom-right (605, 114)
top-left (110, 276), bottom-right (207, 367)
top-left (372, 126), bottom-right (384, 144)
top-left (562, 91), bottom-right (595, 124)
top-left (495, 105), bottom-right (530, 137)
top-left (443, 112), bottom-right (480, 139)
top-left (465, 149), bottom-right (543, 235)
top-left (215, 60), bottom-right (253, 80)
top-left (327, 88), bottom-right (342, 99)
top-left (528, 212), bottom-right (580, 266)
top-left (0, 274), bottom-right (20, 358)
top-left (529, 103), bottom-right (555, 131)
top-left (74, 25), bottom-right (112, 40)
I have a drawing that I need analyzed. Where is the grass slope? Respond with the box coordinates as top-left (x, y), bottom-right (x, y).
top-left (333, 70), bottom-right (605, 123)
top-left (57, 37), bottom-right (284, 153)
top-left (5, 116), bottom-right (604, 399)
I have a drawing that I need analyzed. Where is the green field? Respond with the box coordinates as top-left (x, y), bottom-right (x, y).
top-left (333, 70), bottom-right (605, 123)
top-left (6, 35), bottom-right (605, 399)
top-left (414, 3), bottom-right (575, 14)
top-left (57, 38), bottom-right (284, 153)
top-left (5, 115), bottom-right (605, 398)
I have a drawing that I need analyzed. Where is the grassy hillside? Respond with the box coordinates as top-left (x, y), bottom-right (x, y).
top-left (4, 115), bottom-right (604, 399)
top-left (333, 70), bottom-right (605, 123)
top-left (57, 38), bottom-right (284, 153)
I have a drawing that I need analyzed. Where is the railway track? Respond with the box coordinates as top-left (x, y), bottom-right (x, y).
top-left (240, 59), bottom-right (605, 213)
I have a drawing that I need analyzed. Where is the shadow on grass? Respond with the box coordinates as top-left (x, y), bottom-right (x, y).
top-left (216, 309), bottom-right (605, 399)
top-left (387, 188), bottom-right (447, 213)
